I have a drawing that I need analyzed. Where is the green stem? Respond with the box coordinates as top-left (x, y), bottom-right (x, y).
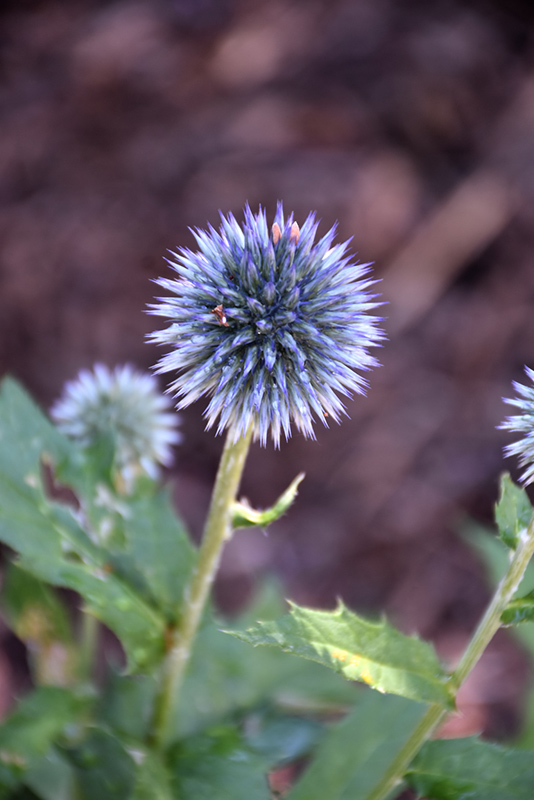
top-left (150, 426), bottom-right (253, 749)
top-left (452, 518), bottom-right (534, 687)
top-left (366, 511), bottom-right (534, 800)
top-left (78, 611), bottom-right (99, 682)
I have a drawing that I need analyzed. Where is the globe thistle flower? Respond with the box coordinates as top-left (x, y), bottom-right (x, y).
top-left (149, 204), bottom-right (384, 446)
top-left (500, 366), bottom-right (534, 485)
top-left (51, 364), bottom-right (180, 488)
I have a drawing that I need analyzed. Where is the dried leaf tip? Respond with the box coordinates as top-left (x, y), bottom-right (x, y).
top-left (211, 304), bottom-right (229, 326)
top-left (271, 222), bottom-right (282, 245)
top-left (289, 221), bottom-right (300, 244)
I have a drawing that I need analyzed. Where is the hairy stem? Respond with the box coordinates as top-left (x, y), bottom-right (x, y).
top-left (150, 426), bottom-right (253, 749)
top-left (366, 511), bottom-right (534, 800)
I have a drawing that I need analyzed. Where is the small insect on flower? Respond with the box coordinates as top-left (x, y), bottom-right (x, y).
top-left (149, 203), bottom-right (384, 446)
top-left (500, 366), bottom-right (534, 485)
top-left (211, 304), bottom-right (229, 327)
top-left (51, 364), bottom-right (181, 490)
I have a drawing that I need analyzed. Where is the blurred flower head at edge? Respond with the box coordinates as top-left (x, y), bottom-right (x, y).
top-left (51, 363), bottom-right (180, 490)
top-left (501, 366), bottom-right (534, 486)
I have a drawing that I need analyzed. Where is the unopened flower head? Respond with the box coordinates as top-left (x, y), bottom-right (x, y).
top-left (51, 364), bottom-right (180, 487)
top-left (500, 366), bottom-right (534, 485)
top-left (149, 204), bottom-right (384, 446)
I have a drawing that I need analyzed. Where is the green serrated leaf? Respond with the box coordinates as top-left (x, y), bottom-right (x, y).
top-left (0, 379), bottom-right (167, 673)
top-left (0, 687), bottom-right (91, 794)
top-left (172, 582), bottom-right (358, 738)
top-left (2, 564), bottom-right (76, 687)
top-left (2, 788), bottom-right (40, 799)
top-left (245, 709), bottom-right (323, 768)
top-left (495, 473), bottom-right (532, 550)
top-left (24, 749), bottom-right (76, 800)
top-left (130, 752), bottom-right (173, 800)
top-left (22, 556), bottom-right (165, 673)
top-left (118, 488), bottom-right (196, 621)
top-left (78, 433), bottom-right (116, 491)
top-left (502, 591), bottom-right (534, 625)
top-left (3, 564), bottom-right (72, 643)
top-left (227, 601), bottom-right (453, 708)
top-left (169, 726), bottom-right (271, 800)
top-left (0, 379), bottom-right (72, 479)
top-left (178, 612), bottom-right (359, 738)
top-left (0, 378), bottom-right (91, 503)
top-left (287, 692), bottom-right (428, 800)
top-left (232, 473), bottom-right (305, 529)
top-left (56, 482), bottom-right (196, 625)
top-left (405, 737), bottom-right (534, 800)
top-left (64, 728), bottom-right (136, 800)
top-left (97, 670), bottom-right (155, 740)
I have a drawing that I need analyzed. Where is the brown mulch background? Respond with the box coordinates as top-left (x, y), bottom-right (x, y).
top-left (2, 0), bottom-right (534, 742)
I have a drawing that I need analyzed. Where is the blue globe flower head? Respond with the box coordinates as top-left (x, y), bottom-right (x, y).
top-left (501, 366), bottom-right (534, 485)
top-left (51, 364), bottom-right (181, 490)
top-left (149, 204), bottom-right (384, 446)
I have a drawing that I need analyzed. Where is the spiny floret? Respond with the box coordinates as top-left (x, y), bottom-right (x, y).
top-left (51, 364), bottom-right (180, 489)
top-left (149, 203), bottom-right (384, 446)
top-left (501, 366), bottom-right (534, 485)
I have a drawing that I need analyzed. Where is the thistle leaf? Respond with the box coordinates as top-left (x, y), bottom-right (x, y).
top-left (227, 601), bottom-right (453, 708)
top-left (495, 473), bottom-right (532, 550)
top-left (2, 564), bottom-right (76, 686)
top-left (287, 692), bottom-right (429, 800)
top-left (168, 727), bottom-right (271, 800)
top-left (131, 752), bottom-right (173, 800)
top-left (502, 590), bottom-right (534, 625)
top-left (0, 687), bottom-right (90, 794)
top-left (405, 737), bottom-right (534, 800)
top-left (0, 378), bottom-right (166, 672)
top-left (106, 487), bottom-right (196, 621)
top-left (64, 727), bottom-right (136, 800)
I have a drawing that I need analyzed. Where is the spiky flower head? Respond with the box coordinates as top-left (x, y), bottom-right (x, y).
top-left (149, 204), bottom-right (384, 446)
top-left (500, 366), bottom-right (534, 485)
top-left (51, 364), bottom-right (180, 489)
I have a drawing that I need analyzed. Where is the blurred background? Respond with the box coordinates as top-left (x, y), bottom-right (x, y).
top-left (2, 0), bottom-right (534, 738)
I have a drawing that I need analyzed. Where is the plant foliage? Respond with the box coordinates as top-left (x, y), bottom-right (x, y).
top-left (1, 378), bottom-right (534, 800)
